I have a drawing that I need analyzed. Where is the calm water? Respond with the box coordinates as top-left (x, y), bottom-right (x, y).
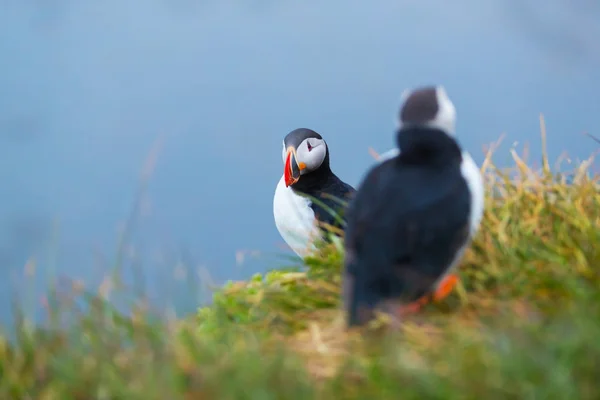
top-left (1, 0), bottom-right (599, 325)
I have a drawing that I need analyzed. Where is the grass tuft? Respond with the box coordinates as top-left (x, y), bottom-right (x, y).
top-left (2, 122), bottom-right (600, 398)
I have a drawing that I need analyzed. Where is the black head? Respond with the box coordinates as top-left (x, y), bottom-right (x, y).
top-left (283, 128), bottom-right (323, 148)
top-left (281, 128), bottom-right (330, 187)
top-left (398, 86), bottom-right (456, 134)
top-left (393, 86), bottom-right (461, 162)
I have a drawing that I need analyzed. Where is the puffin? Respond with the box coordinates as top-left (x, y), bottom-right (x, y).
top-left (342, 86), bottom-right (484, 327)
top-left (273, 128), bottom-right (355, 258)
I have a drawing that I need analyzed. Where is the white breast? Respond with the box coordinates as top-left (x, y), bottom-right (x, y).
top-left (273, 176), bottom-right (321, 258)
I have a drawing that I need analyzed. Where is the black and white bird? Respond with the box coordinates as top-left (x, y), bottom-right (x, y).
top-left (342, 86), bottom-right (484, 327)
top-left (273, 128), bottom-right (355, 258)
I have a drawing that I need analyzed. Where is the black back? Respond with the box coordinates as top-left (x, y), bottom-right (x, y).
top-left (343, 126), bottom-right (471, 325)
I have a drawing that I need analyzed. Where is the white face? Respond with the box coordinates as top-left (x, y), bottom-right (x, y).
top-left (397, 86), bottom-right (457, 135)
top-left (281, 137), bottom-right (327, 175)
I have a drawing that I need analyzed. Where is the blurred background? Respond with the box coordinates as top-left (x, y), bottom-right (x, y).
top-left (1, 0), bottom-right (598, 326)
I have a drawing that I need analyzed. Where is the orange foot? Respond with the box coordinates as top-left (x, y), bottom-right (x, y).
top-left (395, 274), bottom-right (460, 316)
top-left (397, 296), bottom-right (429, 316)
top-left (433, 274), bottom-right (459, 302)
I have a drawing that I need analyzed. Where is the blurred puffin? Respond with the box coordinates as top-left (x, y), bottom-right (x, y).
top-left (342, 86), bottom-right (484, 327)
top-left (273, 128), bottom-right (355, 258)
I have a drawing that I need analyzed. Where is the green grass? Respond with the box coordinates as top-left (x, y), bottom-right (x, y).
top-left (1, 120), bottom-right (600, 399)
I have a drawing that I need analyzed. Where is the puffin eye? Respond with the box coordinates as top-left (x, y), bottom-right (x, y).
top-left (307, 141), bottom-right (313, 151)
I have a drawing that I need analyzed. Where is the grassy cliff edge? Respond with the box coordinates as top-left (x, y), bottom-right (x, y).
top-left (1, 125), bottom-right (599, 399)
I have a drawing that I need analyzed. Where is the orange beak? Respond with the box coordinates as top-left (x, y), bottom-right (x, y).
top-left (284, 146), bottom-right (306, 187)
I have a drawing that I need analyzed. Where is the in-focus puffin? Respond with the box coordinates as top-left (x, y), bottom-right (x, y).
top-left (273, 128), bottom-right (355, 258)
top-left (342, 86), bottom-right (484, 327)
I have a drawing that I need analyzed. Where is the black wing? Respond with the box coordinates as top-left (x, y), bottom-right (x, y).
top-left (311, 179), bottom-right (356, 236)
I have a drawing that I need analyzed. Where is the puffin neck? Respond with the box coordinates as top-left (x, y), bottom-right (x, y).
top-left (396, 126), bottom-right (462, 165)
top-left (290, 151), bottom-right (335, 194)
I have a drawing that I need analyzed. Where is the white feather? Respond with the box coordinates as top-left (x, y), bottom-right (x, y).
top-left (432, 149), bottom-right (484, 290)
top-left (428, 86), bottom-right (457, 135)
top-left (273, 175), bottom-right (320, 258)
top-left (460, 150), bottom-right (484, 237)
top-left (377, 148), bottom-right (400, 162)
